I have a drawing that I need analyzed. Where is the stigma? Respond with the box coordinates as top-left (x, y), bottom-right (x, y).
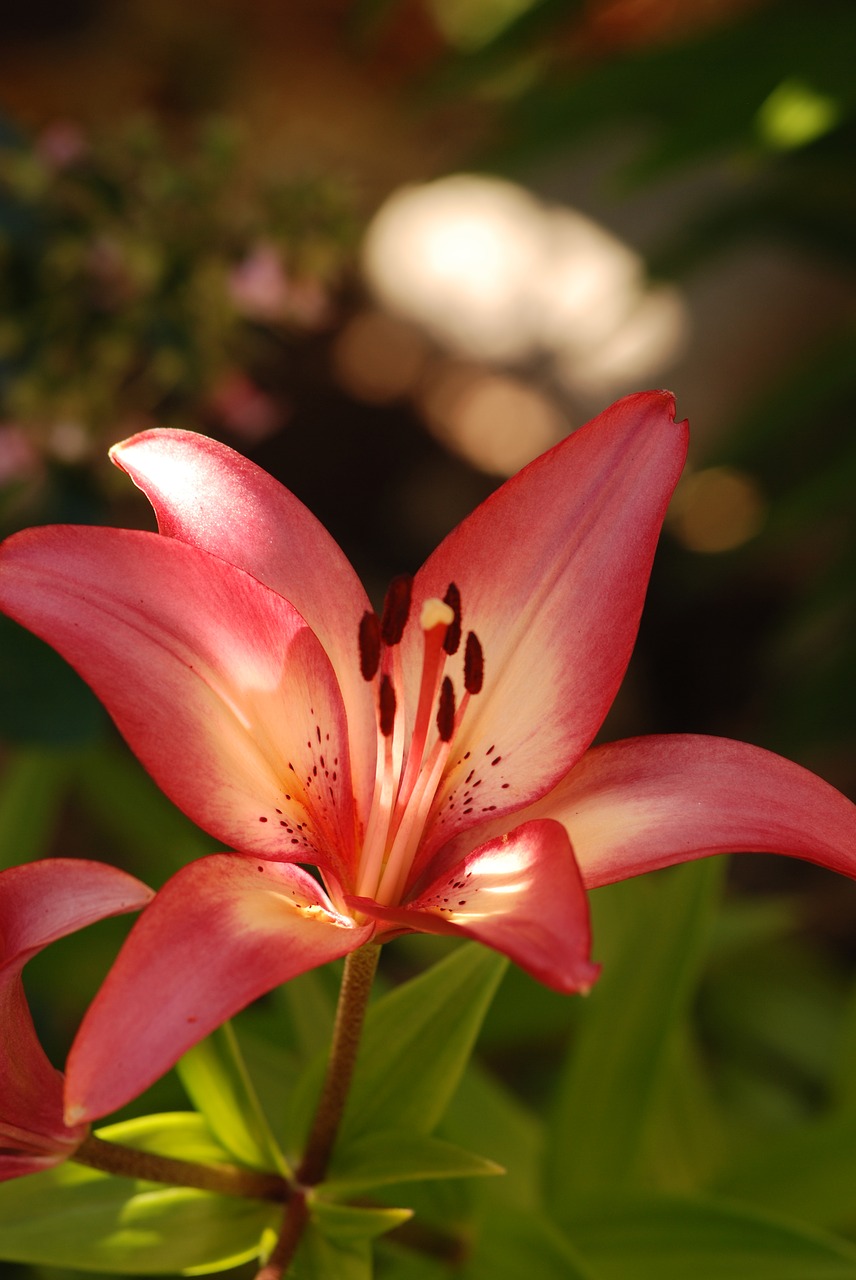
top-left (355, 576), bottom-right (485, 905)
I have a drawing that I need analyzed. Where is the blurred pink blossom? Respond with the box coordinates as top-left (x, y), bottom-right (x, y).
top-left (36, 121), bottom-right (89, 171)
top-left (228, 244), bottom-right (290, 321)
top-left (0, 425), bottom-right (41, 487)
top-left (207, 371), bottom-right (285, 442)
top-left (228, 244), bottom-right (331, 328)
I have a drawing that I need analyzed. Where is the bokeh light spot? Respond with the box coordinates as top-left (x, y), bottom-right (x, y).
top-left (757, 78), bottom-right (841, 151)
top-left (333, 310), bottom-right (430, 404)
top-left (669, 466), bottom-right (767, 553)
top-left (418, 365), bottom-right (565, 477)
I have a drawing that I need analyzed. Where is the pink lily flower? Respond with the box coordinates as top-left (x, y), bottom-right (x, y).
top-left (0, 391), bottom-right (854, 1126)
top-left (0, 860), bottom-right (152, 1178)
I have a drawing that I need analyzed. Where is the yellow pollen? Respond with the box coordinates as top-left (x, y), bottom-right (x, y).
top-left (420, 597), bottom-right (455, 631)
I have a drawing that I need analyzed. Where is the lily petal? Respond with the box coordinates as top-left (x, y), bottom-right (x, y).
top-left (0, 527), bottom-right (357, 886)
top-left (530, 735), bottom-right (856, 888)
top-left (0, 860), bottom-right (152, 1179)
top-left (409, 391), bottom-right (688, 867)
top-left (65, 855), bottom-right (375, 1123)
top-left (0, 858), bottom-right (154, 969)
top-left (349, 820), bottom-right (599, 994)
top-left (0, 973), bottom-right (84, 1178)
top-left (111, 428), bottom-right (377, 823)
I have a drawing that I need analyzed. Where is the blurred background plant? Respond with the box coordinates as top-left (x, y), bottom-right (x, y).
top-left (0, 112), bottom-right (354, 512)
top-left (1, 1), bottom-right (856, 1277)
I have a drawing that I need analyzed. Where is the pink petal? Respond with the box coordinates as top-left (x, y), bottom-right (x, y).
top-left (0, 527), bottom-right (357, 887)
top-left (111, 429), bottom-right (377, 825)
top-left (349, 820), bottom-right (599, 994)
top-left (530, 735), bottom-right (856, 888)
top-left (0, 859), bottom-right (153, 970)
top-left (0, 973), bottom-right (85, 1180)
top-left (65, 856), bottom-right (374, 1123)
top-left (407, 391), bottom-right (687, 869)
top-left (0, 859), bottom-right (151, 1179)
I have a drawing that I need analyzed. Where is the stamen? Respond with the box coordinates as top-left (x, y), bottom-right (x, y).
top-left (464, 631), bottom-right (484, 695)
top-left (358, 611), bottom-right (381, 681)
top-left (376, 720), bottom-right (456, 906)
top-left (436, 677), bottom-right (456, 743)
top-left (389, 597), bottom-right (454, 839)
top-left (443, 583), bottom-right (462, 655)
top-left (381, 575), bottom-right (413, 646)
top-left (379, 674), bottom-right (397, 737)
top-left (359, 577), bottom-right (490, 907)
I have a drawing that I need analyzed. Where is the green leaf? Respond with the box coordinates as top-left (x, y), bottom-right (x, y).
top-left (282, 965), bottom-right (338, 1061)
top-left (341, 942), bottom-right (508, 1142)
top-left (324, 1130), bottom-right (502, 1196)
top-left (636, 1023), bottom-right (726, 1193)
top-left (290, 1221), bottom-right (372, 1280)
top-left (700, 933), bottom-right (844, 1098)
top-left (0, 744), bottom-right (72, 867)
top-left (440, 1058), bottom-right (542, 1208)
top-left (568, 1193), bottom-right (856, 1279)
top-left (375, 1239), bottom-right (450, 1280)
top-left (707, 893), bottom-right (803, 961)
top-left (221, 1022), bottom-right (303, 1151)
top-left (96, 1110), bottom-right (243, 1162)
top-left (0, 1158), bottom-right (275, 1274)
top-left (72, 740), bottom-right (215, 873)
top-left (546, 860), bottom-right (724, 1213)
top-left (460, 1205), bottom-right (598, 1280)
top-left (286, 943), bottom-right (507, 1156)
top-left (713, 1104), bottom-right (856, 1231)
top-left (0, 614), bottom-right (105, 746)
top-left (177, 1023), bottom-right (288, 1175)
top-left (309, 1196), bottom-right (412, 1239)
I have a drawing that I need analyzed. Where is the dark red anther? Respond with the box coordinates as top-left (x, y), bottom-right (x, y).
top-left (464, 631), bottom-right (484, 695)
top-left (358, 610), bottom-right (382, 681)
top-left (443, 582), bottom-right (462, 655)
top-left (436, 676), bottom-right (456, 743)
top-left (379, 674), bottom-right (397, 737)
top-left (381, 574), bottom-right (413, 646)
top-left (358, 606), bottom-right (381, 680)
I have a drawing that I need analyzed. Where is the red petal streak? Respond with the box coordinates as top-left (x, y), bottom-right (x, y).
top-left (0, 528), bottom-right (356, 886)
top-left (110, 429), bottom-right (377, 825)
top-left (0, 860), bottom-right (151, 1179)
top-left (65, 856), bottom-right (375, 1123)
top-left (532, 735), bottom-right (856, 889)
top-left (0, 973), bottom-right (82, 1179)
top-left (349, 820), bottom-right (599, 994)
top-left (407, 391), bottom-right (688, 873)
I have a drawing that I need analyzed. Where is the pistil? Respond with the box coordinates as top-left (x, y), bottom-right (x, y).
top-left (390, 597), bottom-right (455, 830)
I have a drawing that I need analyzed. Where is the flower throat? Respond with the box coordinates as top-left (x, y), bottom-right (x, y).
top-left (354, 575), bottom-right (484, 906)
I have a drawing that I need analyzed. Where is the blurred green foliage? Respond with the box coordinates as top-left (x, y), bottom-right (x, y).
top-left (0, 112), bottom-right (354, 482)
top-left (9, 742), bottom-right (856, 1275)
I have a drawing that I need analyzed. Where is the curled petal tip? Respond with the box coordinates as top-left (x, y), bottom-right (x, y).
top-left (553, 959), bottom-right (601, 996)
top-left (577, 967), bottom-right (601, 997)
top-left (107, 436), bottom-right (134, 467)
top-left (63, 1102), bottom-right (87, 1128)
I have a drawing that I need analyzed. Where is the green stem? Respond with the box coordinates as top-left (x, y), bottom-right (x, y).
top-left (72, 1132), bottom-right (287, 1202)
top-left (255, 1192), bottom-right (310, 1280)
top-left (299, 942), bottom-right (380, 1185)
top-left (256, 941), bottom-right (381, 1279)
